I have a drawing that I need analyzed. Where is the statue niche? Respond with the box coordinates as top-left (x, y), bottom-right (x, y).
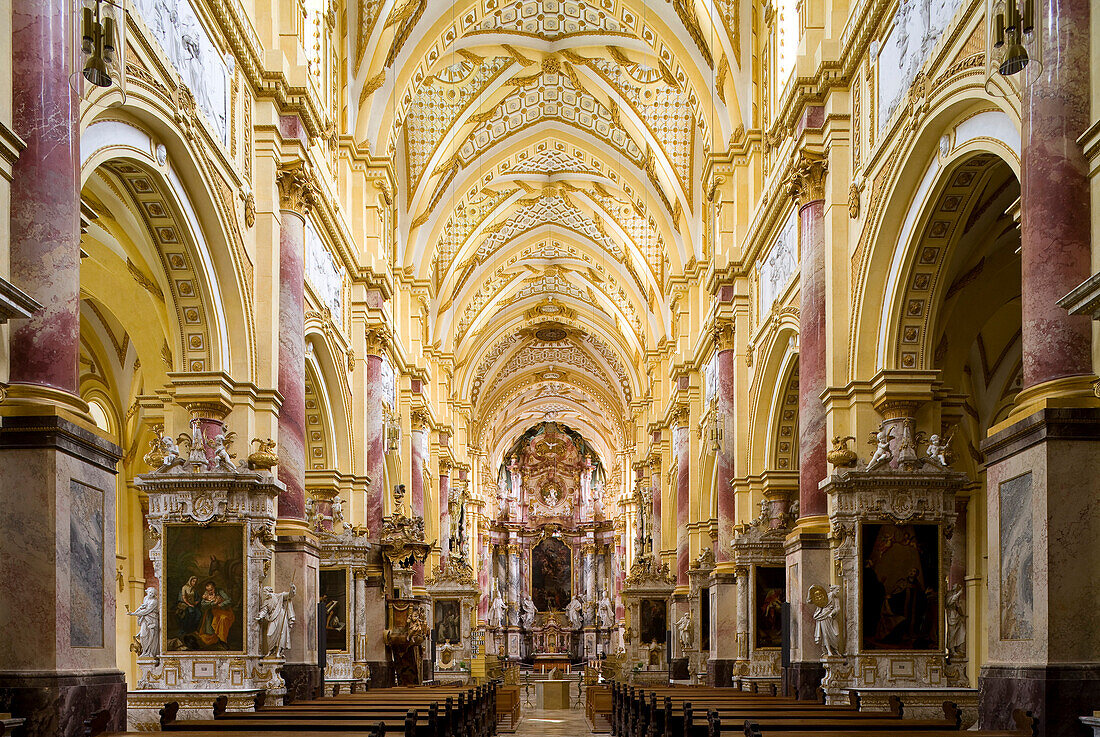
top-left (531, 537), bottom-right (571, 612)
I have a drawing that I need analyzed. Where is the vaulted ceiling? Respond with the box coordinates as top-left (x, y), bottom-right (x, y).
top-left (349, 0), bottom-right (750, 466)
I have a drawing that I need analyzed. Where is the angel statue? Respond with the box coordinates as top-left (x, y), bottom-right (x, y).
top-left (808, 584), bottom-right (842, 657)
top-left (866, 424), bottom-right (895, 471)
top-left (155, 434), bottom-right (188, 474)
top-left (210, 431), bottom-right (238, 472)
top-left (128, 587), bottom-right (160, 659)
top-left (926, 429), bottom-right (955, 469)
top-left (257, 583), bottom-right (297, 658)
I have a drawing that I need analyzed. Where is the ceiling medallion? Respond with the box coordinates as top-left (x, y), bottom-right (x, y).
top-left (538, 304), bottom-right (561, 315)
top-left (535, 326), bottom-right (568, 342)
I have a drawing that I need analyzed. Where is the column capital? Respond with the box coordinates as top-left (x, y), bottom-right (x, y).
top-left (276, 160), bottom-right (317, 217)
top-left (712, 317), bottom-right (736, 353)
top-left (411, 408), bottom-right (431, 433)
top-left (671, 403), bottom-right (690, 429)
top-left (439, 459), bottom-right (453, 476)
top-left (364, 325), bottom-right (390, 358)
top-left (787, 150), bottom-right (828, 207)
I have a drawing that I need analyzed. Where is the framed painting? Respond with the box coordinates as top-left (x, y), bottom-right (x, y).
top-left (860, 522), bottom-right (941, 651)
top-left (754, 566), bottom-right (785, 649)
top-left (639, 598), bottom-right (667, 644)
top-left (531, 537), bottom-right (571, 611)
top-left (164, 524), bottom-right (245, 652)
top-left (433, 599), bottom-right (462, 645)
top-left (319, 568), bottom-right (348, 652)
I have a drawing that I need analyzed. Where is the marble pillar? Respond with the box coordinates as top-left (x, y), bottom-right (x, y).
top-left (439, 465), bottom-right (451, 567)
top-left (0, 2), bottom-right (126, 733)
top-left (650, 460), bottom-right (662, 559)
top-left (273, 161), bottom-right (320, 701)
top-left (734, 566), bottom-right (750, 670)
top-left (409, 417), bottom-right (427, 585)
top-left (1019, 0), bottom-right (1092, 392)
top-left (363, 343), bottom-right (386, 540)
top-left (477, 533), bottom-right (490, 621)
top-left (674, 414), bottom-right (690, 586)
top-left (714, 329), bottom-right (737, 562)
top-left (507, 541), bottom-right (521, 626)
top-left (584, 544), bottom-right (596, 621)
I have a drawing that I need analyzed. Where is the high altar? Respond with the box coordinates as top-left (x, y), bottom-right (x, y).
top-left (476, 422), bottom-right (624, 661)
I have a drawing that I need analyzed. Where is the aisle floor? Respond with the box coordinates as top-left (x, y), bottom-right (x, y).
top-left (513, 708), bottom-right (598, 737)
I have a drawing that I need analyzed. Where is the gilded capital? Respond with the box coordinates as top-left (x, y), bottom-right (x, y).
top-left (276, 160), bottom-right (317, 216)
top-left (671, 403), bottom-right (690, 429)
top-left (364, 326), bottom-right (389, 358)
top-left (712, 317), bottom-right (735, 352)
top-left (411, 409), bottom-right (431, 433)
top-left (786, 151), bottom-right (828, 207)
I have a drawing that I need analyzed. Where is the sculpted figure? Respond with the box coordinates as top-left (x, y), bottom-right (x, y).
top-left (866, 425), bottom-right (895, 471)
top-left (520, 594), bottom-right (537, 629)
top-left (210, 433), bottom-right (236, 472)
top-left (566, 594), bottom-right (585, 630)
top-left (926, 431), bottom-right (954, 469)
top-left (808, 584), bottom-right (842, 657)
top-left (945, 584), bottom-right (966, 657)
top-left (257, 584), bottom-right (297, 658)
top-left (331, 495), bottom-right (345, 527)
top-left (129, 587), bottom-right (160, 658)
top-left (487, 587), bottom-right (507, 629)
top-left (597, 590), bottom-right (615, 629)
top-left (676, 609), bottom-right (693, 651)
top-left (156, 435), bottom-right (187, 473)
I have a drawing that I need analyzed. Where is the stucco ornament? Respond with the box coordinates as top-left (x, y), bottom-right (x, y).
top-left (827, 436), bottom-right (858, 468)
top-left (258, 584), bottom-right (297, 658)
top-left (247, 438), bottom-right (278, 470)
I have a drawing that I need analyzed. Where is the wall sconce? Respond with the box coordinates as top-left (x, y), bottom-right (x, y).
top-left (986, 0), bottom-right (1040, 87)
top-left (71, 0), bottom-right (127, 104)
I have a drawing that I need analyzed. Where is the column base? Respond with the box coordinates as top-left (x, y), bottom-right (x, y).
top-left (281, 663), bottom-right (323, 704)
top-left (784, 661), bottom-right (824, 700)
top-left (706, 659), bottom-right (737, 687)
top-left (979, 664), bottom-right (1100, 735)
top-left (0, 669), bottom-right (126, 737)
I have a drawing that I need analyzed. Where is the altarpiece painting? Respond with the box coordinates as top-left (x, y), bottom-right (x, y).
top-left (639, 598), bottom-right (667, 644)
top-left (164, 524), bottom-right (245, 652)
top-left (754, 566), bottom-right (785, 649)
top-left (531, 537), bottom-right (571, 611)
top-left (319, 568), bottom-right (348, 652)
top-left (860, 523), bottom-right (940, 650)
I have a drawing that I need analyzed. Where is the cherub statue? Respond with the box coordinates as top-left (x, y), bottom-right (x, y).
top-left (209, 432), bottom-right (237, 472)
top-left (925, 430), bottom-right (954, 469)
top-left (257, 583), bottom-right (297, 658)
top-left (866, 424), bottom-right (895, 471)
top-left (331, 495), bottom-right (345, 528)
top-left (128, 587), bottom-right (160, 658)
top-left (808, 584), bottom-right (842, 657)
top-left (676, 609), bottom-right (693, 651)
top-left (155, 434), bottom-right (188, 473)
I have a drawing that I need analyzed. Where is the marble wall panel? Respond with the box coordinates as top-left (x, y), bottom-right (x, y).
top-left (998, 472), bottom-right (1034, 641)
top-left (69, 480), bottom-right (105, 648)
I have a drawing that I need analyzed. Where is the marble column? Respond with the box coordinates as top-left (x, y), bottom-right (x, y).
top-left (477, 532), bottom-right (490, 621)
top-left (735, 566), bottom-right (750, 669)
top-left (507, 540), bottom-right (521, 625)
top-left (353, 570), bottom-right (368, 667)
top-left (584, 543), bottom-right (596, 618)
top-left (363, 332), bottom-right (387, 542)
top-left (790, 152), bottom-right (828, 518)
top-left (439, 462), bottom-right (451, 568)
top-left (1019, 0), bottom-right (1092, 392)
top-left (409, 412), bottom-right (428, 585)
top-left (273, 160), bottom-right (320, 701)
top-left (674, 407), bottom-right (690, 586)
top-left (713, 320), bottom-right (737, 562)
top-left (0, 2), bottom-right (125, 733)
top-left (650, 456), bottom-right (662, 558)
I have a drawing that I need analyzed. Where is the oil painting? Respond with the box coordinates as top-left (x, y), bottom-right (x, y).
top-left (531, 537), bottom-right (571, 611)
top-left (639, 598), bottom-right (667, 644)
top-left (319, 568), bottom-right (348, 652)
top-left (754, 566), bottom-right (785, 649)
top-left (433, 599), bottom-right (461, 645)
top-left (861, 523), bottom-right (940, 650)
top-left (164, 524), bottom-right (245, 652)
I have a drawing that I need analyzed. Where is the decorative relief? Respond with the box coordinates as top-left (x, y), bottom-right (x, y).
top-left (758, 208), bottom-right (798, 313)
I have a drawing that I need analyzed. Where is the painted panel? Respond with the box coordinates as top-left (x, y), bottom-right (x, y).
top-left (320, 568), bottom-right (348, 652)
top-left (639, 598), bottom-right (668, 645)
top-left (164, 524), bottom-right (245, 652)
top-left (860, 523), bottom-right (941, 650)
top-left (70, 480), bottom-right (104, 648)
top-left (433, 599), bottom-right (462, 645)
top-left (754, 566), bottom-right (786, 649)
top-left (531, 537), bottom-right (571, 611)
top-left (999, 472), bottom-right (1034, 640)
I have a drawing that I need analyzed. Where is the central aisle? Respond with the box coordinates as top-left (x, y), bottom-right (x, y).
top-left (513, 708), bottom-right (598, 737)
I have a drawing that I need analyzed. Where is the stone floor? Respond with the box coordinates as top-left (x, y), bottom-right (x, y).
top-left (513, 708), bottom-right (598, 736)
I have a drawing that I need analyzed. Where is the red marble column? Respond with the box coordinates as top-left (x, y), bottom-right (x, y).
top-left (675, 409), bottom-right (690, 586)
top-left (275, 164), bottom-right (313, 521)
top-left (714, 322), bottom-right (737, 562)
top-left (1020, 0), bottom-right (1092, 389)
top-left (8, 0), bottom-right (80, 394)
top-left (650, 459), bottom-right (662, 558)
top-left (439, 463), bottom-right (451, 569)
top-left (364, 341), bottom-right (386, 538)
top-left (410, 412), bottom-right (427, 585)
top-left (790, 153), bottom-right (828, 518)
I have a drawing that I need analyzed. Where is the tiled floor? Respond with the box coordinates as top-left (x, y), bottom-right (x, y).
top-left (513, 708), bottom-right (598, 736)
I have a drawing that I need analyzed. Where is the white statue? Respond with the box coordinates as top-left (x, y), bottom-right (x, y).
top-left (866, 425), bottom-right (895, 470)
top-left (331, 495), bottom-right (345, 528)
top-left (808, 584), bottom-right (842, 657)
top-left (210, 432), bottom-right (236, 472)
top-left (128, 587), bottom-right (160, 658)
top-left (566, 594), bottom-right (585, 630)
top-left (945, 584), bottom-right (966, 657)
top-left (613, 625), bottom-right (626, 653)
top-left (257, 584), bottom-right (297, 658)
top-left (487, 587), bottom-right (507, 629)
top-left (926, 431), bottom-right (954, 469)
top-left (676, 609), bottom-right (693, 651)
top-left (520, 594), bottom-right (537, 629)
top-left (156, 435), bottom-right (187, 473)
top-left (597, 590), bottom-right (615, 629)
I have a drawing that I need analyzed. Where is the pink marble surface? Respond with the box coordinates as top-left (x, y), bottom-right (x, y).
top-left (1020, 0), bottom-right (1092, 389)
top-left (651, 472), bottom-right (661, 556)
top-left (8, 0), bottom-right (81, 392)
top-left (277, 212), bottom-right (307, 519)
top-left (439, 471), bottom-right (450, 567)
top-left (364, 355), bottom-right (385, 537)
top-left (716, 349), bottom-right (736, 561)
top-left (675, 425), bottom-right (689, 585)
top-left (798, 200), bottom-right (827, 517)
top-left (410, 428), bottom-right (426, 585)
